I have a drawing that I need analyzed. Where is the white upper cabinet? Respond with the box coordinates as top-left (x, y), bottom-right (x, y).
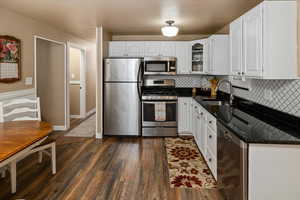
top-left (243, 3), bottom-right (263, 77)
top-left (191, 39), bottom-right (207, 74)
top-left (109, 42), bottom-right (126, 57)
top-left (230, 17), bottom-right (243, 76)
top-left (144, 42), bottom-right (162, 56)
top-left (230, 1), bottom-right (297, 79)
top-left (109, 41), bottom-right (144, 57)
top-left (176, 42), bottom-right (192, 74)
top-left (207, 35), bottom-right (230, 75)
top-left (125, 42), bottom-right (145, 57)
top-left (160, 42), bottom-right (176, 56)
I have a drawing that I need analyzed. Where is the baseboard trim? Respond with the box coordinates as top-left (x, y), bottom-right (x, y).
top-left (53, 125), bottom-right (67, 131)
top-left (70, 115), bottom-right (81, 119)
top-left (0, 88), bottom-right (36, 101)
top-left (86, 108), bottom-right (96, 117)
top-left (96, 132), bottom-right (102, 139)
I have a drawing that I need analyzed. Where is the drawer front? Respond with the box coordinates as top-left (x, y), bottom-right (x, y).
top-left (207, 126), bottom-right (217, 156)
top-left (206, 149), bottom-right (217, 180)
top-left (207, 113), bottom-right (217, 132)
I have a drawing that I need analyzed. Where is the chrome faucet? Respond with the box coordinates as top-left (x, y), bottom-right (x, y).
top-left (216, 79), bottom-right (234, 105)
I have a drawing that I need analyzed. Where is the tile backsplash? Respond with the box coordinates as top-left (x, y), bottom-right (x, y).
top-left (144, 75), bottom-right (211, 88)
top-left (219, 78), bottom-right (300, 118)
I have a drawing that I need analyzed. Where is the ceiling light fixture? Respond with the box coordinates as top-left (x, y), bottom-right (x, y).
top-left (161, 20), bottom-right (179, 37)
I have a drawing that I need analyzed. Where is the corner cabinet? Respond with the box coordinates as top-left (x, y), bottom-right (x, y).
top-left (230, 1), bottom-right (297, 79)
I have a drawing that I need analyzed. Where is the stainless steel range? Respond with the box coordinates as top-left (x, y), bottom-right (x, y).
top-left (142, 79), bottom-right (178, 137)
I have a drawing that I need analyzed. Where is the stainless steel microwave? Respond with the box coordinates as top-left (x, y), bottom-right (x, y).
top-left (143, 57), bottom-right (177, 75)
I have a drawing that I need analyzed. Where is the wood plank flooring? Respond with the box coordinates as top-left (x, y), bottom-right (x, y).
top-left (0, 119), bottom-right (224, 200)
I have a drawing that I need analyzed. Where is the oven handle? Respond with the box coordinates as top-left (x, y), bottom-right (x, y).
top-left (142, 101), bottom-right (177, 104)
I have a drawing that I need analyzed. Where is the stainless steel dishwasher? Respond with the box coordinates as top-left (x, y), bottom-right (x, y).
top-left (217, 122), bottom-right (248, 200)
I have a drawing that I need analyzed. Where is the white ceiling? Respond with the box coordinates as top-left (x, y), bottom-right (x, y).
top-left (0, 0), bottom-right (262, 40)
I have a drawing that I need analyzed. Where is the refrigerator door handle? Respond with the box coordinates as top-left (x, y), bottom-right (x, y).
top-left (137, 63), bottom-right (143, 100)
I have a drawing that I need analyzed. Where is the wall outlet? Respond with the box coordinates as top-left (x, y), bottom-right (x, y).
top-left (25, 77), bottom-right (33, 85)
top-left (264, 89), bottom-right (273, 101)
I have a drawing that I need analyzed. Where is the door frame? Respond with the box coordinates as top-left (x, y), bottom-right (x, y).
top-left (34, 35), bottom-right (68, 131)
top-left (67, 42), bottom-right (87, 125)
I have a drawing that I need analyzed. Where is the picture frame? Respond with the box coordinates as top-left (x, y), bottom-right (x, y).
top-left (0, 35), bottom-right (21, 83)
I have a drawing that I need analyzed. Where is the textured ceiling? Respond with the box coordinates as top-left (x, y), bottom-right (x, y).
top-left (0, 0), bottom-right (262, 40)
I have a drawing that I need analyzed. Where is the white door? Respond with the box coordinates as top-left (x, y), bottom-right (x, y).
top-left (199, 108), bottom-right (207, 156)
top-left (178, 98), bottom-right (185, 133)
top-left (208, 38), bottom-right (214, 74)
top-left (230, 17), bottom-right (244, 76)
top-left (176, 42), bottom-right (191, 74)
top-left (243, 4), bottom-right (263, 77)
top-left (160, 42), bottom-right (176, 56)
top-left (125, 42), bottom-right (145, 57)
top-left (109, 42), bottom-right (126, 57)
top-left (178, 98), bottom-right (191, 134)
top-left (195, 113), bottom-right (201, 146)
top-left (144, 42), bottom-right (161, 56)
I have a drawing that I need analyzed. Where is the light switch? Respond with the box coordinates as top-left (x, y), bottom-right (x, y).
top-left (25, 77), bottom-right (33, 85)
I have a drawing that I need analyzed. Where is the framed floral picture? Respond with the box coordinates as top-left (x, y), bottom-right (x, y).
top-left (0, 35), bottom-right (21, 83)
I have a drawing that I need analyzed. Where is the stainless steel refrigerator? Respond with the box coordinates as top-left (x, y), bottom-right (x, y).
top-left (103, 57), bottom-right (143, 136)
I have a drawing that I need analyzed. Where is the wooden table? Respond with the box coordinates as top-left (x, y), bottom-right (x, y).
top-left (0, 121), bottom-right (52, 193)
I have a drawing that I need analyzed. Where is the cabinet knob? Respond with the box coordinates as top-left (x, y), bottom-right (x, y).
top-left (209, 158), bottom-right (212, 162)
top-left (195, 106), bottom-right (197, 109)
top-left (237, 72), bottom-right (241, 75)
top-left (184, 103), bottom-right (187, 105)
top-left (209, 121), bottom-right (212, 124)
top-left (200, 112), bottom-right (203, 115)
top-left (209, 135), bottom-right (212, 139)
top-left (241, 72), bottom-right (245, 75)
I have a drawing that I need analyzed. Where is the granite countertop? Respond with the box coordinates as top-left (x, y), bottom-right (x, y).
top-left (192, 96), bottom-right (300, 145)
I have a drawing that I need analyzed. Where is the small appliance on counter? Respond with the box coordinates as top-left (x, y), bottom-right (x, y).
top-left (142, 79), bottom-right (178, 137)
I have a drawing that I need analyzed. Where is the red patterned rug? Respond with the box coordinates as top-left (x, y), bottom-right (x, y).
top-left (165, 137), bottom-right (217, 189)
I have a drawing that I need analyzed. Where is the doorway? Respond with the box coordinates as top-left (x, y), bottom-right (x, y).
top-left (34, 36), bottom-right (67, 130)
top-left (67, 43), bottom-right (87, 128)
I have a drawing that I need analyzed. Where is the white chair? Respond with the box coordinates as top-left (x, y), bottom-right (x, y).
top-left (0, 97), bottom-right (56, 194)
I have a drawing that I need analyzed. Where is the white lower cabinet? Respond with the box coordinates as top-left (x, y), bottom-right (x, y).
top-left (188, 98), bottom-right (217, 180)
top-left (178, 97), bottom-right (218, 180)
top-left (178, 98), bottom-right (191, 135)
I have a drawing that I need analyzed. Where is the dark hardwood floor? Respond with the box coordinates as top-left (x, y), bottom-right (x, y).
top-left (0, 118), bottom-right (224, 200)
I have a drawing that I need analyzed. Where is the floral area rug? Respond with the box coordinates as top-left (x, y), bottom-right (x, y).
top-left (165, 137), bottom-right (217, 190)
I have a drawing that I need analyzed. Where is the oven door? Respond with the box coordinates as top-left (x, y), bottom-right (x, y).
top-left (142, 100), bottom-right (177, 127)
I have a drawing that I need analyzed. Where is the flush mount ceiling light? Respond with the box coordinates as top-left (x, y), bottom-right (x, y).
top-left (161, 20), bottom-right (179, 37)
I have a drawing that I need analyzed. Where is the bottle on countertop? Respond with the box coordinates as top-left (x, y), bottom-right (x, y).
top-left (192, 88), bottom-right (197, 96)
